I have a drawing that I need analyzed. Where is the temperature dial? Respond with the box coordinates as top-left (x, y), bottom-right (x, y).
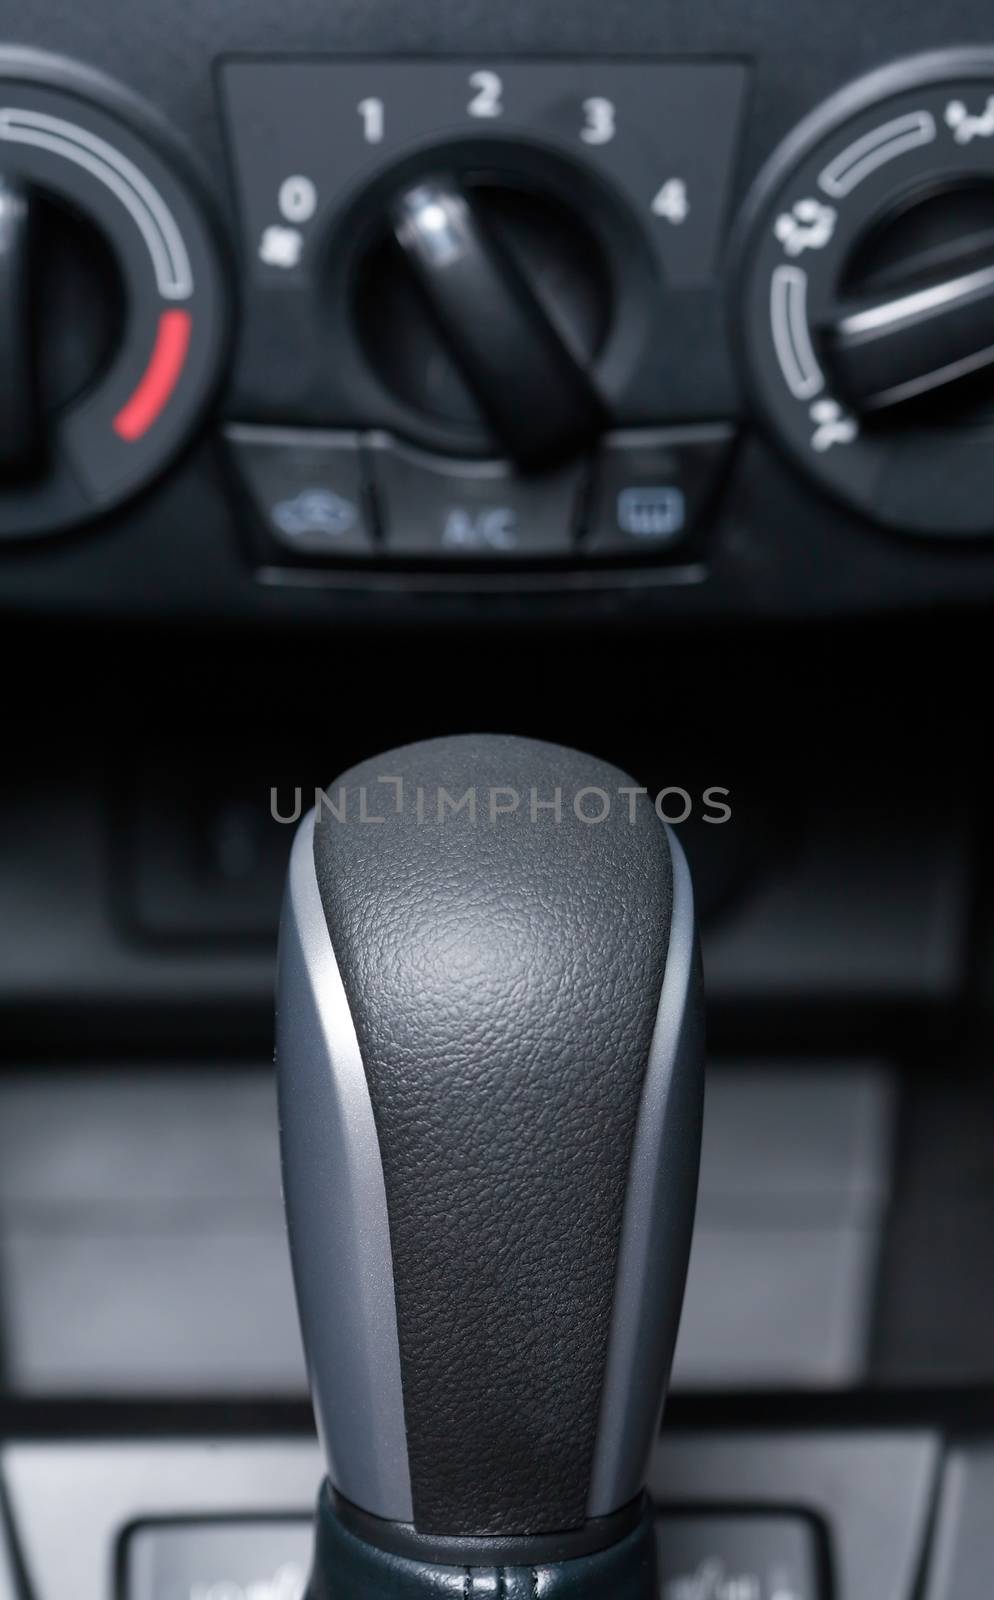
top-left (0, 50), bottom-right (227, 540)
top-left (738, 49), bottom-right (994, 537)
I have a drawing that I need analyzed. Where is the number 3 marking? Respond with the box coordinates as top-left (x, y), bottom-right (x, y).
top-left (468, 70), bottom-right (503, 119)
top-left (581, 97), bottom-right (616, 145)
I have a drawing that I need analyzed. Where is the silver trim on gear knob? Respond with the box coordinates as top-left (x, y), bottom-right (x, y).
top-left (587, 827), bottom-right (704, 1515)
top-left (277, 810), bottom-right (414, 1522)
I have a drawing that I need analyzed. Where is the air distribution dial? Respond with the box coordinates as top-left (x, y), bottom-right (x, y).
top-left (738, 49), bottom-right (994, 537)
top-left (0, 49), bottom-right (227, 540)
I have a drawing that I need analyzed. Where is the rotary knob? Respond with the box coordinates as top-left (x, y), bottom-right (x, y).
top-left (0, 49), bottom-right (227, 541)
top-left (737, 49), bottom-right (994, 537)
top-left (354, 164), bottom-right (619, 470)
top-left (822, 184), bottom-right (994, 415)
top-left (361, 173), bottom-right (608, 469)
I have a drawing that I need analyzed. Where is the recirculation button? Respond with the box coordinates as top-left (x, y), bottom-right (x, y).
top-left (226, 425), bottom-right (377, 558)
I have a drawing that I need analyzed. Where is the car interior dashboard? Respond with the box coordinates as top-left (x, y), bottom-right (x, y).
top-left (0, 0), bottom-right (993, 1597)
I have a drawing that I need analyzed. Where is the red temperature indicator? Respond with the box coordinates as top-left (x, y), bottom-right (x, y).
top-left (113, 309), bottom-right (193, 442)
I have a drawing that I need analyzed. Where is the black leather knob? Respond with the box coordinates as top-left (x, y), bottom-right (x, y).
top-left (277, 735), bottom-right (703, 1564)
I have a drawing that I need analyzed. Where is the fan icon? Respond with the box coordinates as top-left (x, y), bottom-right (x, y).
top-left (773, 198), bottom-right (837, 257)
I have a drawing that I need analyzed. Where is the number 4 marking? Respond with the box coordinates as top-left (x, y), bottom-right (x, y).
top-left (652, 179), bottom-right (690, 225)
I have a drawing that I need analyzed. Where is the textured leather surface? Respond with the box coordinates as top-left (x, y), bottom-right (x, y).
top-left (310, 1486), bottom-right (659, 1599)
top-left (313, 735), bottom-right (673, 1538)
top-left (331, 1493), bottom-right (644, 1567)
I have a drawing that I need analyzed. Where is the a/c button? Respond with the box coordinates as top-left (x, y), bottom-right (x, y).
top-left (366, 434), bottom-right (582, 559)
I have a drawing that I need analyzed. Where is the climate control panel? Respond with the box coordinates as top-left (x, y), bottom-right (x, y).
top-left (8, 38), bottom-right (994, 613)
top-left (226, 422), bottom-right (733, 566)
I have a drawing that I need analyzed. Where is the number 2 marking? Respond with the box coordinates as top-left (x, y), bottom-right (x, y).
top-left (581, 97), bottom-right (616, 145)
top-left (468, 70), bottom-right (503, 119)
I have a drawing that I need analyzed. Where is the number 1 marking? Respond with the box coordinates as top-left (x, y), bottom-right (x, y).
top-left (358, 97), bottom-right (385, 144)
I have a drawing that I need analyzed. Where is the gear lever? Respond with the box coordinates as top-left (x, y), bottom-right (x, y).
top-left (276, 735), bottom-right (704, 1597)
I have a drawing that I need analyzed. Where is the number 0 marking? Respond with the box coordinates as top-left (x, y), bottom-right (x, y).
top-left (278, 175), bottom-right (317, 223)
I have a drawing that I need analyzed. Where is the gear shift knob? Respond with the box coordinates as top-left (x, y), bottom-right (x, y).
top-left (276, 735), bottom-right (704, 1589)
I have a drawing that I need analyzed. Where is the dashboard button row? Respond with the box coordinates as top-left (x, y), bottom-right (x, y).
top-left (225, 424), bottom-right (735, 566)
